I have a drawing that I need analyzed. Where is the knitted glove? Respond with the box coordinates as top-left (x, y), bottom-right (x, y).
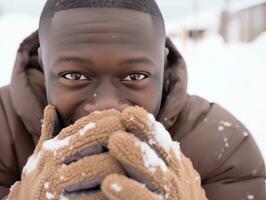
top-left (8, 105), bottom-right (125, 200)
top-left (102, 106), bottom-right (208, 200)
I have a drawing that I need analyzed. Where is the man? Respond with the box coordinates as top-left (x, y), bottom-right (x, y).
top-left (0, 0), bottom-right (265, 199)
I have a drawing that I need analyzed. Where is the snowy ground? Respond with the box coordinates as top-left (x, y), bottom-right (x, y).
top-left (0, 13), bottom-right (265, 160)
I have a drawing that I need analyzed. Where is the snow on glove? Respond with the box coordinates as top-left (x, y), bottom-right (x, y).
top-left (102, 106), bottom-right (208, 200)
top-left (8, 105), bottom-right (126, 200)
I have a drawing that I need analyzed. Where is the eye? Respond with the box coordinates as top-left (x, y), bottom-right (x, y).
top-left (62, 72), bottom-right (88, 81)
top-left (122, 73), bottom-right (148, 81)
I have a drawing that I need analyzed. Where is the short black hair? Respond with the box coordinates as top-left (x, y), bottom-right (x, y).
top-left (39, 0), bottom-right (165, 36)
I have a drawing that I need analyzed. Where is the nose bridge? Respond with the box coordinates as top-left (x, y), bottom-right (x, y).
top-left (96, 78), bottom-right (117, 99)
top-left (93, 79), bottom-right (127, 111)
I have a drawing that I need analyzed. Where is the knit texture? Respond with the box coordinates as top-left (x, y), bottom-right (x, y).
top-left (102, 106), bottom-right (207, 200)
top-left (9, 105), bottom-right (207, 199)
top-left (8, 105), bottom-right (125, 200)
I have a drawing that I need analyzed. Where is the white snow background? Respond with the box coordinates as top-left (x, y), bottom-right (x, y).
top-left (0, 13), bottom-right (265, 161)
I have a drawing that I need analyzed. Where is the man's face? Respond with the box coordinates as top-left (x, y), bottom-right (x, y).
top-left (40, 8), bottom-right (166, 127)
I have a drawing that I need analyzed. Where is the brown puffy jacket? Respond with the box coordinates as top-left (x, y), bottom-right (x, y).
top-left (0, 31), bottom-right (265, 199)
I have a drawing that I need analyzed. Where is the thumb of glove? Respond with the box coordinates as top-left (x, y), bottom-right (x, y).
top-left (35, 105), bottom-right (61, 153)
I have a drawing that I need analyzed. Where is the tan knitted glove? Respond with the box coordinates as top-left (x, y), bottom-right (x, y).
top-left (102, 106), bottom-right (208, 200)
top-left (8, 105), bottom-right (125, 200)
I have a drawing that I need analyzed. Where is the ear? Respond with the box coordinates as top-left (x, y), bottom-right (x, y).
top-left (163, 37), bottom-right (186, 93)
top-left (164, 47), bottom-right (169, 67)
top-left (38, 47), bottom-right (43, 71)
top-left (164, 47), bottom-right (169, 58)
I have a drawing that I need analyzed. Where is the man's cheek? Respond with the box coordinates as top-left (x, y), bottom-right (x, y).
top-left (152, 77), bottom-right (163, 109)
top-left (47, 86), bottom-right (78, 123)
top-left (138, 87), bottom-right (162, 116)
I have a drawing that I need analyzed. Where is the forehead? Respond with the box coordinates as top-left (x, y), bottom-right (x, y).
top-left (47, 8), bottom-right (162, 44)
top-left (41, 8), bottom-right (165, 67)
top-left (52, 7), bottom-right (154, 29)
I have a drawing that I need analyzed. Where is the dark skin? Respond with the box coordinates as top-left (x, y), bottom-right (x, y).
top-left (39, 8), bottom-right (168, 127)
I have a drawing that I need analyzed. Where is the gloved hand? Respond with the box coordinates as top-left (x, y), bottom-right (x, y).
top-left (8, 105), bottom-right (126, 200)
top-left (101, 106), bottom-right (208, 200)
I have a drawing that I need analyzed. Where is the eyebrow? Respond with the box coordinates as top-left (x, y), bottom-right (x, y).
top-left (55, 56), bottom-right (93, 65)
top-left (120, 57), bottom-right (155, 66)
top-left (55, 56), bottom-right (155, 67)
